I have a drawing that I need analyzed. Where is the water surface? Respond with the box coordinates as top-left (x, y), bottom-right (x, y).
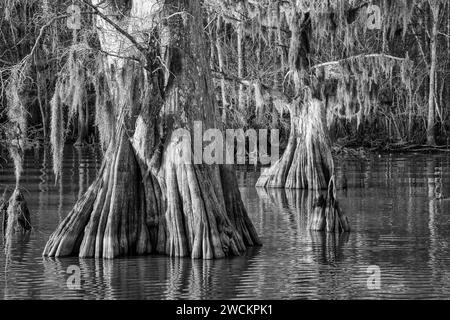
top-left (1, 148), bottom-right (450, 299)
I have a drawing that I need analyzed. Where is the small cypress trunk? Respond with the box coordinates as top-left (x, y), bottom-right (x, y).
top-left (256, 98), bottom-right (333, 190)
top-left (1, 196), bottom-right (7, 235)
top-left (43, 129), bottom-right (150, 258)
top-left (3, 188), bottom-right (32, 237)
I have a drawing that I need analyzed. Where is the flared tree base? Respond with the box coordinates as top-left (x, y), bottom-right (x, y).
top-left (256, 98), bottom-right (334, 190)
top-left (256, 98), bottom-right (350, 233)
top-left (256, 138), bottom-right (332, 190)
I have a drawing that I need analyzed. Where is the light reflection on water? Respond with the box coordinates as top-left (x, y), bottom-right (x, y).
top-left (1, 148), bottom-right (450, 299)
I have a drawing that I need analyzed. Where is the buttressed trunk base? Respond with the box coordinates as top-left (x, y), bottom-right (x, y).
top-left (257, 98), bottom-right (333, 190)
top-left (43, 0), bottom-right (261, 259)
top-left (256, 98), bottom-right (350, 233)
top-left (43, 130), bottom-right (261, 259)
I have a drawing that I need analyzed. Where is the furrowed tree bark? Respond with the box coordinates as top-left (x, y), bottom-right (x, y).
top-left (216, 17), bottom-right (228, 123)
top-left (256, 98), bottom-right (333, 190)
top-left (43, 0), bottom-right (260, 259)
top-left (256, 96), bottom-right (348, 233)
top-left (427, 1), bottom-right (439, 146)
top-left (43, 128), bottom-right (150, 258)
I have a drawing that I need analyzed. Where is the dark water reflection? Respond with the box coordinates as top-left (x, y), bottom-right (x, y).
top-left (1, 149), bottom-right (450, 299)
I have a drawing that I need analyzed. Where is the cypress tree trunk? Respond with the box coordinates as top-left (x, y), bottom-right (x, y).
top-left (256, 97), bottom-right (349, 233)
top-left (216, 17), bottom-right (228, 123)
top-left (427, 1), bottom-right (439, 146)
top-left (256, 98), bottom-right (333, 190)
top-left (2, 188), bottom-right (32, 237)
top-left (257, 11), bottom-right (332, 190)
top-left (43, 0), bottom-right (260, 259)
top-left (255, 10), bottom-right (348, 233)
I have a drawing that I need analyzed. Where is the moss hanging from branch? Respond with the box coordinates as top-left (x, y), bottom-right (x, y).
top-left (5, 65), bottom-right (29, 186)
top-left (315, 54), bottom-right (413, 127)
top-left (3, 63), bottom-right (33, 242)
top-left (208, 0), bottom-right (417, 193)
top-left (48, 41), bottom-right (94, 178)
top-left (50, 81), bottom-right (66, 181)
top-left (3, 0), bottom-right (21, 20)
top-left (93, 70), bottom-right (115, 150)
top-left (67, 48), bottom-right (87, 124)
top-left (42, 0), bottom-right (261, 260)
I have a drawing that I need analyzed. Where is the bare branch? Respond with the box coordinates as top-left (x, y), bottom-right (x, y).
top-left (17, 15), bottom-right (68, 68)
top-left (78, 0), bottom-right (147, 57)
top-left (311, 53), bottom-right (406, 71)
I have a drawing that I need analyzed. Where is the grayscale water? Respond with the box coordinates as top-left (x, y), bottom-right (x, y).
top-left (1, 148), bottom-right (450, 300)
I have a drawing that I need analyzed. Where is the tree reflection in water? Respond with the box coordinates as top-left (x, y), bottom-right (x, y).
top-left (41, 250), bottom-right (261, 299)
top-left (256, 187), bottom-right (349, 265)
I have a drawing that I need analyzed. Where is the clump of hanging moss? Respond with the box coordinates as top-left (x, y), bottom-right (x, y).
top-left (50, 81), bottom-right (66, 181)
top-left (4, 64), bottom-right (33, 240)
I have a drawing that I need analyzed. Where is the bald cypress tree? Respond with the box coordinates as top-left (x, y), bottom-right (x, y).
top-left (42, 0), bottom-right (260, 259)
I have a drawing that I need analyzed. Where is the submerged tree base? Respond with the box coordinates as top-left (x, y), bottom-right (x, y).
top-left (256, 98), bottom-right (333, 190)
top-left (2, 188), bottom-right (32, 237)
top-left (255, 96), bottom-right (350, 233)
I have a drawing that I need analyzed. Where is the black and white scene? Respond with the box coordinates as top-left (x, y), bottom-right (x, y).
top-left (1, 0), bottom-right (450, 304)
